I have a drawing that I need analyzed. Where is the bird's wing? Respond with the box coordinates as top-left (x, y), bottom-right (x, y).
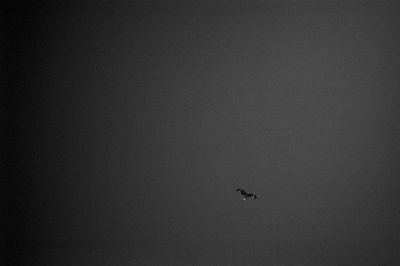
top-left (240, 189), bottom-right (248, 196)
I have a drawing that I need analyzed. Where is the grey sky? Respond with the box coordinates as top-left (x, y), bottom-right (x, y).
top-left (5, 1), bottom-right (400, 265)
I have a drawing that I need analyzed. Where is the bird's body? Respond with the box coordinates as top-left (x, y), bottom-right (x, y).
top-left (236, 188), bottom-right (257, 200)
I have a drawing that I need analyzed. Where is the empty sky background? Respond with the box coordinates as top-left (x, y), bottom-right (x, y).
top-left (4, 1), bottom-right (400, 265)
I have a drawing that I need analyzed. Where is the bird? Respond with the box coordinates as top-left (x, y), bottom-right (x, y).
top-left (236, 188), bottom-right (257, 200)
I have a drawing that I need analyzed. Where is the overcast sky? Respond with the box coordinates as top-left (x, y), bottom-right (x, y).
top-left (5, 1), bottom-right (400, 265)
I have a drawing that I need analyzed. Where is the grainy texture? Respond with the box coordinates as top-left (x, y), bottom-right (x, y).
top-left (4, 1), bottom-right (400, 265)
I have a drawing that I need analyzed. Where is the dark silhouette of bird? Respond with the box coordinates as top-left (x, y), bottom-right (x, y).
top-left (236, 188), bottom-right (257, 200)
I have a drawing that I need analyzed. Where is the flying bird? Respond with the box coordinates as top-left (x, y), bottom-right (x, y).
top-left (236, 188), bottom-right (257, 200)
